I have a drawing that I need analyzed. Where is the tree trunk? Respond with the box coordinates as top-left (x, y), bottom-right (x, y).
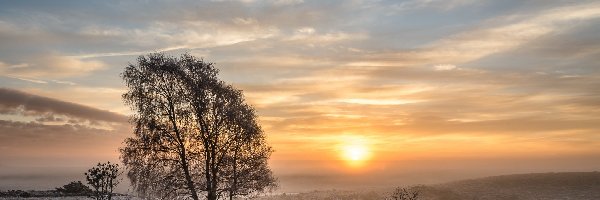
top-left (180, 148), bottom-right (200, 200)
top-left (108, 178), bottom-right (113, 200)
top-left (208, 191), bottom-right (217, 200)
top-left (229, 147), bottom-right (239, 200)
top-left (168, 100), bottom-right (200, 200)
top-left (205, 136), bottom-right (221, 200)
top-left (207, 147), bottom-right (219, 200)
top-left (207, 166), bottom-right (218, 200)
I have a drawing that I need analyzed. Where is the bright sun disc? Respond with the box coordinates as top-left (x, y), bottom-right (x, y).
top-left (342, 144), bottom-right (369, 163)
top-left (343, 145), bottom-right (368, 161)
top-left (338, 135), bottom-right (372, 167)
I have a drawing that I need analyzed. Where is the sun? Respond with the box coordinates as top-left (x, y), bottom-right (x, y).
top-left (343, 144), bottom-right (369, 161)
top-left (338, 136), bottom-right (372, 167)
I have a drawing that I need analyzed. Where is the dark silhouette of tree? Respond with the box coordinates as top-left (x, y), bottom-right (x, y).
top-left (85, 162), bottom-right (120, 200)
top-left (389, 187), bottom-right (420, 200)
top-left (56, 181), bottom-right (93, 196)
top-left (120, 53), bottom-right (276, 200)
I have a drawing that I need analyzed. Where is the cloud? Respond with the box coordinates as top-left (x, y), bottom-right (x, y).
top-left (199, 4), bottom-right (600, 165)
top-left (434, 64), bottom-right (457, 71)
top-left (336, 98), bottom-right (422, 105)
top-left (392, 0), bottom-right (477, 11)
top-left (338, 2), bottom-right (600, 69)
top-left (50, 80), bottom-right (76, 85)
top-left (67, 21), bottom-right (280, 59)
top-left (0, 88), bottom-right (127, 123)
top-left (426, 2), bottom-right (600, 62)
top-left (0, 55), bottom-right (105, 78)
top-left (272, 0), bottom-right (304, 6)
top-left (0, 119), bottom-right (130, 174)
top-left (3, 75), bottom-right (48, 84)
top-left (286, 28), bottom-right (367, 44)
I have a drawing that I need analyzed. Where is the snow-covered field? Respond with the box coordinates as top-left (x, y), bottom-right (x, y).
top-left (0, 197), bottom-right (141, 200)
top-left (2, 172), bottom-right (599, 200)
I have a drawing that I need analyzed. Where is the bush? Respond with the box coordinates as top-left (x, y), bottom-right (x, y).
top-left (56, 181), bottom-right (93, 196)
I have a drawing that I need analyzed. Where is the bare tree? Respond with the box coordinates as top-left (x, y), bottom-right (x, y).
top-left (120, 53), bottom-right (276, 200)
top-left (85, 162), bottom-right (120, 200)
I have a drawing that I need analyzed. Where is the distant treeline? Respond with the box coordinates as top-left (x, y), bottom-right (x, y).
top-left (0, 189), bottom-right (130, 198)
top-left (0, 190), bottom-right (63, 198)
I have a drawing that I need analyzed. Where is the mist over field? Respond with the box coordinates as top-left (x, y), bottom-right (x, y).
top-left (3, 172), bottom-right (600, 199)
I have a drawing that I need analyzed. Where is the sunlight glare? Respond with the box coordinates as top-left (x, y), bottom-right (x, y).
top-left (338, 135), bottom-right (372, 167)
top-left (343, 144), bottom-right (368, 161)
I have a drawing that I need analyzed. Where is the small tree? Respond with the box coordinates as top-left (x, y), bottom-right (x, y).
top-left (85, 162), bottom-right (120, 200)
top-left (389, 187), bottom-right (420, 200)
top-left (56, 181), bottom-right (93, 196)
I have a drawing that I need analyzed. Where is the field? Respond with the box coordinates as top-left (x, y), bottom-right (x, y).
top-left (258, 172), bottom-right (600, 200)
top-left (0, 197), bottom-right (138, 200)
top-left (2, 172), bottom-right (599, 200)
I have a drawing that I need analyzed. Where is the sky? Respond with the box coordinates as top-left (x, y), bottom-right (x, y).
top-left (1, 0), bottom-right (600, 193)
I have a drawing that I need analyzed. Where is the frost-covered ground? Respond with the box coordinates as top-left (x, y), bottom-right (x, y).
top-left (3, 172), bottom-right (599, 200)
top-left (257, 172), bottom-right (600, 200)
top-left (0, 196), bottom-right (141, 200)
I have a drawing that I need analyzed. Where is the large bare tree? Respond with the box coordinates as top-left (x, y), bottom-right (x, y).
top-left (120, 53), bottom-right (276, 200)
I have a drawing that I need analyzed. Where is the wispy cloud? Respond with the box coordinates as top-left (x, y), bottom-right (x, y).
top-left (3, 75), bottom-right (48, 84)
top-left (0, 55), bottom-right (105, 78)
top-left (392, 0), bottom-right (477, 11)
